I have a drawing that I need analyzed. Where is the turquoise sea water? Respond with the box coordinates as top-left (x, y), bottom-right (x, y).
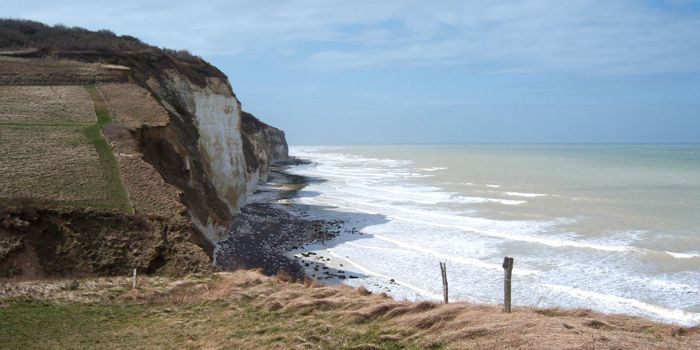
top-left (287, 144), bottom-right (700, 325)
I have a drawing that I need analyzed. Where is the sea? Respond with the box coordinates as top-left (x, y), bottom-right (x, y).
top-left (283, 144), bottom-right (700, 326)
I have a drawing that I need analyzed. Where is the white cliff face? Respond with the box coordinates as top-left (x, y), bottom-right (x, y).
top-left (193, 91), bottom-right (247, 214)
top-left (147, 71), bottom-right (287, 244)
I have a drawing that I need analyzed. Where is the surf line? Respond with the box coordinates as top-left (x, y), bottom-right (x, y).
top-left (301, 195), bottom-right (693, 262)
top-left (325, 249), bottom-right (443, 301)
top-left (297, 196), bottom-right (542, 275)
top-left (543, 284), bottom-right (700, 325)
top-left (374, 234), bottom-right (539, 276)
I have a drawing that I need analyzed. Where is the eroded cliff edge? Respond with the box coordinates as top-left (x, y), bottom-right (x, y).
top-left (0, 20), bottom-right (289, 277)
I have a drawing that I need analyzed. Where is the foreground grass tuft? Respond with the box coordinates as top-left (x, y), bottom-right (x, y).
top-left (1, 271), bottom-right (697, 349)
top-left (0, 298), bottom-right (421, 349)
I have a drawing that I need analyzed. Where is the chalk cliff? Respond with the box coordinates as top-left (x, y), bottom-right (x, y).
top-left (241, 111), bottom-right (290, 193)
top-left (0, 20), bottom-right (289, 277)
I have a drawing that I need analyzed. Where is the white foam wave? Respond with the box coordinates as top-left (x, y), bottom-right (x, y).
top-left (300, 192), bottom-right (625, 254)
top-left (325, 249), bottom-right (442, 300)
top-left (490, 199), bottom-right (527, 205)
top-left (665, 251), bottom-right (700, 259)
top-left (344, 184), bottom-right (525, 206)
top-left (289, 145), bottom-right (700, 325)
top-left (373, 234), bottom-right (539, 275)
top-left (543, 284), bottom-right (700, 325)
top-left (335, 185), bottom-right (458, 205)
top-left (505, 192), bottom-right (548, 198)
top-left (392, 215), bottom-right (627, 252)
top-left (308, 194), bottom-right (626, 253)
top-left (346, 242), bottom-right (416, 255)
top-left (421, 167), bottom-right (447, 171)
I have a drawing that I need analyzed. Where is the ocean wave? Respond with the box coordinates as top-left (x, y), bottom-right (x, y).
top-left (543, 284), bottom-right (700, 325)
top-left (420, 167), bottom-right (448, 171)
top-left (665, 251), bottom-right (700, 259)
top-left (373, 234), bottom-right (540, 275)
top-left (300, 191), bottom-right (629, 254)
top-left (289, 145), bottom-right (700, 326)
top-left (505, 192), bottom-right (548, 198)
top-left (341, 184), bottom-right (527, 206)
top-left (390, 214), bottom-right (627, 253)
top-left (325, 249), bottom-right (443, 301)
top-left (490, 199), bottom-right (527, 205)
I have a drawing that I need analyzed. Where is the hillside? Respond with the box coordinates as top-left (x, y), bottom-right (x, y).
top-left (0, 20), bottom-right (288, 278)
top-left (1, 270), bottom-right (698, 349)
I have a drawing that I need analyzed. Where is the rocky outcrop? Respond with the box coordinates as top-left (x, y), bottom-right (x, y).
top-left (0, 207), bottom-right (211, 278)
top-left (241, 111), bottom-right (289, 193)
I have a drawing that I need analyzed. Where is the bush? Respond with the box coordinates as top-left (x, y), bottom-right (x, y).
top-left (0, 19), bottom-right (157, 53)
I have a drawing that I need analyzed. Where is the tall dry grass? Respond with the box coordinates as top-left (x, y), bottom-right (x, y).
top-left (2, 270), bottom-right (698, 349)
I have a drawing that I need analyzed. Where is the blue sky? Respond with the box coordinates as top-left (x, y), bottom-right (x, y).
top-left (4, 0), bottom-right (700, 144)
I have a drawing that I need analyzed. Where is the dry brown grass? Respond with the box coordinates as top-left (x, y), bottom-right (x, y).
top-left (95, 83), bottom-right (183, 217)
top-left (115, 153), bottom-right (185, 217)
top-left (2, 270), bottom-right (697, 349)
top-left (0, 56), bottom-right (97, 76)
top-left (98, 83), bottom-right (169, 128)
top-left (0, 126), bottom-right (110, 205)
top-left (0, 85), bottom-right (96, 124)
top-left (99, 122), bottom-right (183, 217)
top-left (0, 56), bottom-right (127, 85)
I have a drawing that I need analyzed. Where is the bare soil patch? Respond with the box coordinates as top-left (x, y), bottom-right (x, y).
top-left (0, 126), bottom-right (109, 206)
top-left (117, 153), bottom-right (185, 217)
top-left (0, 85), bottom-right (95, 124)
top-left (98, 83), bottom-right (169, 128)
top-left (0, 56), bottom-right (127, 85)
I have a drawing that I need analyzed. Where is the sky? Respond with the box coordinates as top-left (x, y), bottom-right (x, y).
top-left (3, 0), bottom-right (700, 144)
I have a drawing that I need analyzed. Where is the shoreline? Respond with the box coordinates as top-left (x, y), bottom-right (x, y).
top-left (217, 152), bottom-right (700, 327)
top-left (221, 158), bottom-right (442, 299)
top-left (214, 159), bottom-right (344, 279)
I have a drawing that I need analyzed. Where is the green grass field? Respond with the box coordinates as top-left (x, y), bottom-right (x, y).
top-left (0, 84), bottom-right (130, 212)
top-left (0, 297), bottom-right (412, 350)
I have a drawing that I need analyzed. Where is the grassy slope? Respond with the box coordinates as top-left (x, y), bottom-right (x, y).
top-left (83, 84), bottom-right (131, 213)
top-left (0, 300), bottom-right (409, 350)
top-left (1, 271), bottom-right (697, 350)
top-left (0, 85), bottom-right (130, 212)
top-left (0, 274), bottom-right (415, 350)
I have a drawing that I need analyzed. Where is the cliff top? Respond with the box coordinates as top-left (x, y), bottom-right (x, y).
top-left (0, 19), bottom-right (228, 88)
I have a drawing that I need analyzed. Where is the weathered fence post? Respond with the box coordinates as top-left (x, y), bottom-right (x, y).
top-left (502, 257), bottom-right (513, 313)
top-left (132, 268), bottom-right (137, 290)
top-left (440, 262), bottom-right (448, 304)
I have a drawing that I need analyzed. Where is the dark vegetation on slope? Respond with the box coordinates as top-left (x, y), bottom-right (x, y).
top-left (0, 19), bottom-right (200, 68)
top-left (0, 207), bottom-right (210, 279)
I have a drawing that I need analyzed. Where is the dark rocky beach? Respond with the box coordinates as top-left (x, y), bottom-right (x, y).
top-left (214, 159), bottom-right (344, 279)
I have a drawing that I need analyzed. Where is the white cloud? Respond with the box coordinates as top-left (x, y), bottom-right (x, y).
top-left (3, 0), bottom-right (700, 74)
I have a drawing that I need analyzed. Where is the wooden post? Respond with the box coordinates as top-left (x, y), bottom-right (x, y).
top-left (502, 257), bottom-right (514, 313)
top-left (132, 268), bottom-right (137, 290)
top-left (440, 262), bottom-right (449, 304)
